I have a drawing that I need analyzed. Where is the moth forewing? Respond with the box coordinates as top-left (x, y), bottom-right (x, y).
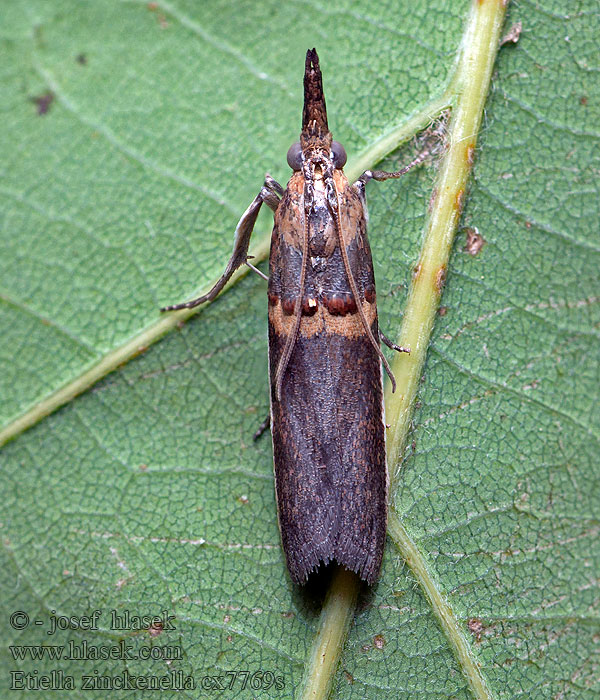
top-left (267, 66), bottom-right (388, 580)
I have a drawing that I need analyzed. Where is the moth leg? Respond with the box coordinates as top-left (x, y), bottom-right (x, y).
top-left (379, 329), bottom-right (410, 354)
top-left (245, 258), bottom-right (269, 282)
top-left (261, 175), bottom-right (284, 211)
top-left (160, 175), bottom-right (283, 312)
top-left (357, 150), bottom-right (429, 186)
top-left (252, 414), bottom-right (271, 442)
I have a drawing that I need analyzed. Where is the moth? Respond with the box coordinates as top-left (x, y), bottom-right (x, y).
top-left (162, 49), bottom-right (421, 584)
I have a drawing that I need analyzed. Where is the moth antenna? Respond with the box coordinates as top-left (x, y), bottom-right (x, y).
top-left (275, 197), bottom-right (309, 401)
top-left (332, 183), bottom-right (396, 392)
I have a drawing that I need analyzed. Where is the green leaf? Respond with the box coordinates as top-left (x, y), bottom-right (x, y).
top-left (1, 1), bottom-right (598, 699)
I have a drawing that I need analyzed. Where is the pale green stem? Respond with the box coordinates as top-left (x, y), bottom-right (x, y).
top-left (386, 0), bottom-right (509, 485)
top-left (301, 2), bottom-right (509, 699)
top-left (384, 2), bottom-right (509, 699)
top-left (297, 567), bottom-right (360, 700)
top-left (388, 514), bottom-right (492, 699)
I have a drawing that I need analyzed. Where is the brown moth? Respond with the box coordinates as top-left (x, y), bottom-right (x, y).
top-left (162, 49), bottom-right (421, 584)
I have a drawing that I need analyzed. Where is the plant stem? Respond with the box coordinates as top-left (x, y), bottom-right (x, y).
top-left (384, 2), bottom-right (509, 699)
top-left (298, 567), bottom-right (360, 700)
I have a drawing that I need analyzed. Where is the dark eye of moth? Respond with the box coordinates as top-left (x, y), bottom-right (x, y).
top-left (331, 141), bottom-right (347, 169)
top-left (286, 142), bottom-right (303, 170)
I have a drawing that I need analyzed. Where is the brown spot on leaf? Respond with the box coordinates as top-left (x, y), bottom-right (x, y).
top-left (132, 345), bottom-right (148, 360)
top-left (147, 2), bottom-right (167, 26)
top-left (344, 671), bottom-right (354, 684)
top-left (148, 620), bottom-right (163, 637)
top-left (454, 188), bottom-right (465, 213)
top-left (373, 634), bottom-right (385, 649)
top-left (31, 92), bottom-right (54, 115)
top-left (466, 144), bottom-right (475, 166)
top-left (438, 306), bottom-right (448, 316)
top-left (580, 96), bottom-right (588, 106)
top-left (413, 262), bottom-right (422, 280)
top-left (435, 265), bottom-right (447, 294)
top-left (464, 227), bottom-right (486, 256)
top-left (76, 53), bottom-right (87, 65)
top-left (468, 617), bottom-right (484, 642)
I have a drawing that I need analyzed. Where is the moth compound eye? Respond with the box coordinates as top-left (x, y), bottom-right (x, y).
top-left (331, 141), bottom-right (347, 169)
top-left (286, 142), bottom-right (303, 170)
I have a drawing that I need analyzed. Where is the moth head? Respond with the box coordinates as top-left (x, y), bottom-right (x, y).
top-left (287, 139), bottom-right (347, 172)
